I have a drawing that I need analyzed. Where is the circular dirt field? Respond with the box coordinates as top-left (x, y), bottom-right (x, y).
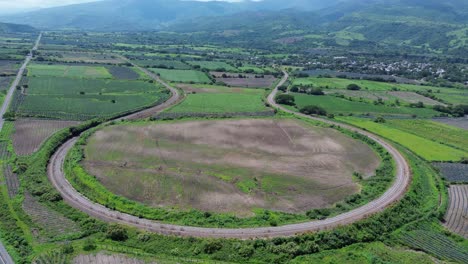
top-left (83, 118), bottom-right (380, 216)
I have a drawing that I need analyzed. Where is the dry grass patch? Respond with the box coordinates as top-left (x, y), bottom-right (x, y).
top-left (83, 119), bottom-right (380, 216)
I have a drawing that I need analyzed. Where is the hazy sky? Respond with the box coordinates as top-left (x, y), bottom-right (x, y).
top-left (0, 0), bottom-right (246, 13)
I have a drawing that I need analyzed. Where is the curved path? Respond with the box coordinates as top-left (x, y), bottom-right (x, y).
top-left (48, 69), bottom-right (411, 239)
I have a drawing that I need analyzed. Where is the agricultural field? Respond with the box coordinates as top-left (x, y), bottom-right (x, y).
top-left (433, 117), bottom-right (468, 130)
top-left (186, 60), bottom-right (237, 71)
top-left (39, 51), bottom-right (125, 64)
top-left (0, 76), bottom-right (13, 91)
top-left (83, 118), bottom-right (380, 216)
top-left (400, 230), bottom-right (468, 263)
top-left (168, 92), bottom-right (268, 114)
top-left (339, 117), bottom-right (467, 161)
top-left (211, 72), bottom-right (277, 88)
top-left (383, 119), bottom-right (468, 152)
top-left (28, 63), bottom-right (113, 79)
top-left (434, 163), bottom-right (468, 183)
top-left (150, 68), bottom-right (211, 83)
top-left (14, 77), bottom-right (168, 120)
top-left (13, 119), bottom-right (80, 156)
top-left (22, 192), bottom-right (81, 240)
top-left (444, 185), bottom-right (468, 238)
top-left (290, 94), bottom-right (439, 118)
top-left (134, 59), bottom-right (191, 69)
top-left (3, 165), bottom-right (19, 199)
top-left (291, 242), bottom-right (435, 264)
top-left (292, 77), bottom-right (467, 105)
top-left (106, 66), bottom-right (139, 80)
top-left (0, 60), bottom-right (20, 75)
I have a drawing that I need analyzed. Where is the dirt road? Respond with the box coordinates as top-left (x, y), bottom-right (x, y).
top-left (47, 70), bottom-right (411, 239)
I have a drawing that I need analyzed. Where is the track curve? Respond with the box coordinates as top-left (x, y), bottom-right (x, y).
top-left (47, 69), bottom-right (411, 239)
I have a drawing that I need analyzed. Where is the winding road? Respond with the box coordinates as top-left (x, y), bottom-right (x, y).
top-left (47, 68), bottom-right (411, 239)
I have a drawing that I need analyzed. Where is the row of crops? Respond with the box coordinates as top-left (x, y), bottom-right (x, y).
top-left (400, 230), bottom-right (468, 263)
top-left (444, 185), bottom-right (468, 238)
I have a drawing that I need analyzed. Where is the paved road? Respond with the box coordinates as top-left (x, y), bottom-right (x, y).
top-left (48, 70), bottom-right (411, 239)
top-left (0, 32), bottom-right (41, 264)
top-left (0, 33), bottom-right (42, 131)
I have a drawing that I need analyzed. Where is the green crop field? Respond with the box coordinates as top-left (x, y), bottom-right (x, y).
top-left (385, 119), bottom-right (468, 152)
top-left (289, 94), bottom-right (439, 117)
top-left (150, 68), bottom-right (211, 83)
top-left (28, 63), bottom-right (113, 79)
top-left (339, 117), bottom-right (467, 161)
top-left (293, 77), bottom-right (466, 105)
top-left (168, 93), bottom-right (268, 113)
top-left (16, 76), bottom-right (168, 120)
top-left (186, 60), bottom-right (237, 71)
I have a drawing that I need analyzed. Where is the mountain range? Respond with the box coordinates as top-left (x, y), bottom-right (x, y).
top-left (0, 0), bottom-right (342, 31)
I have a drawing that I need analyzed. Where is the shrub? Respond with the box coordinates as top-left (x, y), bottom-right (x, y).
top-left (275, 94), bottom-right (295, 106)
top-left (299, 105), bottom-right (327, 116)
top-left (347, 84), bottom-right (361, 90)
top-left (82, 239), bottom-right (96, 251)
top-left (374, 116), bottom-right (386, 123)
top-left (106, 224), bottom-right (128, 241)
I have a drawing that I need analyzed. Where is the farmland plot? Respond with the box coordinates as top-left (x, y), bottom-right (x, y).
top-left (433, 118), bottom-right (468, 130)
top-left (73, 252), bottom-right (157, 264)
top-left (15, 76), bottom-right (168, 120)
top-left (434, 163), bottom-right (468, 182)
top-left (133, 59), bottom-right (191, 69)
top-left (13, 119), bottom-right (80, 156)
top-left (106, 66), bottom-right (139, 80)
top-left (211, 72), bottom-right (277, 88)
top-left (401, 230), bottom-right (468, 263)
top-left (150, 68), bottom-right (211, 83)
top-left (187, 60), bottom-right (237, 71)
top-left (388, 91), bottom-right (446, 106)
top-left (0, 76), bottom-right (13, 91)
top-left (22, 192), bottom-right (81, 239)
top-left (28, 64), bottom-right (113, 79)
top-left (42, 51), bottom-right (125, 64)
top-left (0, 60), bottom-right (20, 75)
top-left (84, 119), bottom-right (380, 216)
top-left (4, 165), bottom-right (19, 198)
top-left (444, 185), bottom-right (468, 238)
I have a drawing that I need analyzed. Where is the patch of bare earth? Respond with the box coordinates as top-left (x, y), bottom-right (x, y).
top-left (444, 185), bottom-right (467, 238)
top-left (389, 91), bottom-right (446, 106)
top-left (84, 119), bottom-right (380, 216)
top-left (13, 119), bottom-right (80, 156)
top-left (210, 71), bottom-right (276, 88)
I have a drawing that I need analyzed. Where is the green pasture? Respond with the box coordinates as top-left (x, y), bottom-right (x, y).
top-left (339, 117), bottom-right (467, 161)
top-left (290, 94), bottom-right (439, 117)
top-left (150, 68), bottom-right (211, 83)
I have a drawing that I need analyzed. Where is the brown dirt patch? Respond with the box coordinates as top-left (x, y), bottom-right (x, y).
top-left (13, 119), bottom-right (80, 156)
top-left (389, 91), bottom-right (446, 106)
top-left (84, 119), bottom-right (380, 216)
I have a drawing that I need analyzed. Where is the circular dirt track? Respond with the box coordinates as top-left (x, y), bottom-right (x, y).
top-left (47, 69), bottom-right (411, 239)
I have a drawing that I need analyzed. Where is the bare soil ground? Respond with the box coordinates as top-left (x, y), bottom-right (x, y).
top-left (433, 118), bottom-right (468, 130)
top-left (84, 119), bottom-right (380, 216)
top-left (210, 71), bottom-right (276, 88)
top-left (444, 185), bottom-right (468, 238)
top-left (389, 91), bottom-right (445, 106)
top-left (13, 119), bottom-right (80, 156)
